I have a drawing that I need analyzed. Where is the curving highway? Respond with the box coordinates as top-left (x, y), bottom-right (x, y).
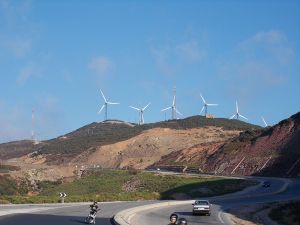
top-left (129, 177), bottom-right (300, 225)
top-left (0, 177), bottom-right (299, 225)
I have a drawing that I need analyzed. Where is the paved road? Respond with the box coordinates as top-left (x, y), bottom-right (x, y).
top-left (133, 178), bottom-right (300, 225)
top-left (0, 201), bottom-right (160, 225)
top-left (0, 177), bottom-right (299, 225)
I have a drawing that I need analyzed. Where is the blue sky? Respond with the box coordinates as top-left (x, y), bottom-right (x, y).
top-left (0, 0), bottom-right (299, 143)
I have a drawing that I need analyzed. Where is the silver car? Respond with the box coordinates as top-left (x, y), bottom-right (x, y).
top-left (192, 200), bottom-right (211, 216)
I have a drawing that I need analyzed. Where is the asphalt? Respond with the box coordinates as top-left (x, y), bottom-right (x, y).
top-left (132, 177), bottom-right (300, 225)
top-left (0, 201), bottom-right (157, 225)
top-left (0, 177), bottom-right (299, 225)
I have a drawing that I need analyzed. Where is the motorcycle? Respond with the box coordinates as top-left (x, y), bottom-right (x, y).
top-left (85, 209), bottom-right (98, 224)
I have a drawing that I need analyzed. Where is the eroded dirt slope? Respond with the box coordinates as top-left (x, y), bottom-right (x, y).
top-left (155, 112), bottom-right (300, 177)
top-left (75, 127), bottom-right (241, 169)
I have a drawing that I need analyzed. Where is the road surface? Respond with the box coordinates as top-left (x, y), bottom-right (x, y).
top-left (132, 177), bottom-right (300, 225)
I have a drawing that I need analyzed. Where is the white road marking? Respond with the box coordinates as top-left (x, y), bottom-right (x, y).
top-left (218, 211), bottom-right (225, 224)
top-left (127, 213), bottom-right (136, 223)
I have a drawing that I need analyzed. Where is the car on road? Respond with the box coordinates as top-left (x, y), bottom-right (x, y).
top-left (262, 181), bottom-right (271, 188)
top-left (192, 200), bottom-right (211, 216)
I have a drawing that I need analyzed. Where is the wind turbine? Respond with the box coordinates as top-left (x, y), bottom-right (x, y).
top-left (200, 93), bottom-right (218, 117)
top-left (261, 116), bottom-right (268, 127)
top-left (229, 101), bottom-right (248, 120)
top-left (98, 89), bottom-right (120, 121)
top-left (129, 103), bottom-right (151, 125)
top-left (161, 88), bottom-right (182, 120)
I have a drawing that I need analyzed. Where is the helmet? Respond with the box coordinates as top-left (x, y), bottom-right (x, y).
top-left (178, 218), bottom-right (187, 225)
top-left (169, 213), bottom-right (178, 222)
top-left (93, 201), bottom-right (98, 205)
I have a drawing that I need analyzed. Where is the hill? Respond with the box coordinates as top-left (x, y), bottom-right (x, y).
top-left (153, 112), bottom-right (300, 177)
top-left (0, 116), bottom-right (260, 164)
top-left (0, 140), bottom-right (36, 160)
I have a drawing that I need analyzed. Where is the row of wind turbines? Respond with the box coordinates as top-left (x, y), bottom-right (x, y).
top-left (98, 88), bottom-right (269, 127)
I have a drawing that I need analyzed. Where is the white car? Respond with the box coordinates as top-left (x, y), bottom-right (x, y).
top-left (192, 200), bottom-right (211, 216)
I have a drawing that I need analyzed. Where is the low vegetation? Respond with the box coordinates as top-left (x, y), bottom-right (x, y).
top-left (269, 201), bottom-right (300, 225)
top-left (0, 164), bottom-right (20, 173)
top-left (0, 175), bottom-right (32, 197)
top-left (0, 175), bottom-right (19, 195)
top-left (0, 170), bottom-right (256, 204)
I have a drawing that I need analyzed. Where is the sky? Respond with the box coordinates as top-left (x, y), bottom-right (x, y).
top-left (0, 0), bottom-right (299, 143)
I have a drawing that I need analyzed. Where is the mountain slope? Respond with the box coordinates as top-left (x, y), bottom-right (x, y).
top-left (206, 112), bottom-right (300, 177)
top-left (0, 116), bottom-right (260, 165)
top-left (0, 140), bottom-right (35, 160)
top-left (82, 126), bottom-right (241, 169)
top-left (153, 112), bottom-right (300, 177)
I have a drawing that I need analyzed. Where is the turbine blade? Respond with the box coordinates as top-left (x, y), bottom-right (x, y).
top-left (236, 101), bottom-right (239, 113)
top-left (98, 105), bottom-right (105, 114)
top-left (175, 108), bottom-right (182, 115)
top-left (239, 114), bottom-right (248, 120)
top-left (130, 106), bottom-right (140, 111)
top-left (161, 106), bottom-right (171, 111)
top-left (143, 102), bottom-right (151, 111)
top-left (100, 89), bottom-right (107, 102)
top-left (207, 104), bottom-right (218, 106)
top-left (261, 116), bottom-right (268, 127)
top-left (107, 102), bottom-right (120, 105)
top-left (229, 114), bottom-right (236, 119)
top-left (200, 106), bottom-right (205, 114)
top-left (200, 93), bottom-right (206, 104)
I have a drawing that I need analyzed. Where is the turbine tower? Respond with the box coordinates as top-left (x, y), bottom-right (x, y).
top-left (31, 110), bottom-right (39, 145)
top-left (98, 89), bottom-right (120, 121)
top-left (261, 116), bottom-right (268, 127)
top-left (129, 103), bottom-right (151, 125)
top-left (31, 110), bottom-right (35, 141)
top-left (161, 87), bottom-right (182, 120)
top-left (229, 101), bottom-right (248, 120)
top-left (200, 93), bottom-right (218, 117)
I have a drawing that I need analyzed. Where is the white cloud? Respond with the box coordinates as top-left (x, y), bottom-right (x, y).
top-left (0, 0), bottom-right (32, 24)
top-left (150, 39), bottom-right (207, 76)
top-left (150, 46), bottom-right (175, 76)
top-left (88, 56), bottom-right (113, 77)
top-left (4, 37), bottom-right (32, 57)
top-left (175, 40), bottom-right (207, 63)
top-left (0, 0), bottom-right (36, 59)
top-left (238, 30), bottom-right (294, 65)
top-left (239, 30), bottom-right (286, 48)
top-left (253, 30), bottom-right (286, 45)
top-left (217, 30), bottom-right (295, 101)
top-left (17, 63), bottom-right (41, 84)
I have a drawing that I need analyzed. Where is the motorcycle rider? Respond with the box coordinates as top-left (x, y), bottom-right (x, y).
top-left (89, 201), bottom-right (99, 215)
top-left (90, 201), bottom-right (100, 216)
top-left (177, 218), bottom-right (187, 225)
top-left (86, 201), bottom-right (100, 224)
top-left (169, 213), bottom-right (178, 224)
